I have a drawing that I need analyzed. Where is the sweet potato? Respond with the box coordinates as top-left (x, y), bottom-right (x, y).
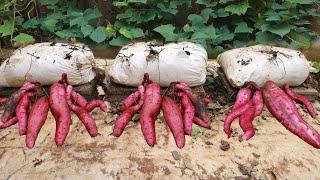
top-left (263, 81), bottom-right (320, 149)
top-left (284, 84), bottom-right (317, 118)
top-left (139, 74), bottom-right (162, 147)
top-left (71, 91), bottom-right (88, 107)
top-left (1, 82), bottom-right (38, 122)
top-left (0, 117), bottom-right (18, 129)
top-left (193, 117), bottom-right (211, 129)
top-left (113, 85), bottom-right (145, 137)
top-left (175, 82), bottom-right (210, 122)
top-left (86, 100), bottom-right (109, 112)
top-left (162, 97), bottom-right (185, 149)
top-left (202, 97), bottom-right (214, 105)
top-left (224, 100), bottom-right (253, 138)
top-left (16, 92), bottom-right (33, 135)
top-left (26, 97), bottom-right (49, 148)
top-left (0, 98), bottom-right (9, 106)
top-left (252, 90), bottom-right (264, 117)
top-left (120, 91), bottom-right (140, 112)
top-left (179, 92), bottom-right (195, 135)
top-left (66, 85), bottom-right (98, 137)
top-left (49, 79), bottom-right (72, 146)
top-left (239, 106), bottom-right (256, 141)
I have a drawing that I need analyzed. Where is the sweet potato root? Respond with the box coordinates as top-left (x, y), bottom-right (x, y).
top-left (239, 106), bottom-right (256, 141)
top-left (113, 85), bottom-right (145, 137)
top-left (71, 91), bottom-right (88, 108)
top-left (162, 97), bottom-right (185, 149)
top-left (140, 74), bottom-right (162, 147)
top-left (263, 81), bottom-right (320, 149)
top-left (120, 91), bottom-right (140, 112)
top-left (175, 82), bottom-right (211, 123)
top-left (179, 92), bottom-right (195, 135)
top-left (193, 117), bottom-right (211, 129)
top-left (66, 85), bottom-right (98, 137)
top-left (224, 100), bottom-right (254, 138)
top-left (1, 82), bottom-right (38, 122)
top-left (16, 92), bottom-right (33, 135)
top-left (0, 117), bottom-right (18, 129)
top-left (284, 84), bottom-right (317, 118)
top-left (86, 100), bottom-right (109, 112)
top-left (26, 97), bottom-right (49, 148)
top-left (49, 75), bottom-right (72, 146)
top-left (0, 98), bottom-right (9, 106)
top-left (252, 90), bottom-right (264, 117)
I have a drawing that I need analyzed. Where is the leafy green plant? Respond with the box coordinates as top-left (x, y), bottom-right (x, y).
top-left (0, 0), bottom-right (319, 54)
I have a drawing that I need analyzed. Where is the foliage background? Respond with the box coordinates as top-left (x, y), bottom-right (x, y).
top-left (0, 0), bottom-right (319, 56)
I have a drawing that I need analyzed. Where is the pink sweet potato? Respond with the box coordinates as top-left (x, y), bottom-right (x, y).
top-left (26, 97), bottom-right (49, 148)
top-left (239, 106), bottom-right (256, 141)
top-left (263, 81), bottom-right (320, 149)
top-left (224, 100), bottom-right (253, 138)
top-left (16, 92), bottom-right (33, 135)
top-left (139, 74), bottom-right (162, 147)
top-left (66, 85), bottom-right (98, 137)
top-left (120, 91), bottom-right (140, 112)
top-left (71, 91), bottom-right (88, 108)
top-left (0, 98), bottom-right (9, 106)
top-left (175, 82), bottom-right (211, 123)
top-left (162, 97), bottom-right (185, 149)
top-left (193, 117), bottom-right (211, 129)
top-left (224, 84), bottom-right (253, 138)
top-left (86, 100), bottom-right (109, 112)
top-left (1, 82), bottom-right (38, 122)
top-left (0, 117), bottom-right (18, 129)
top-left (252, 90), bottom-right (264, 117)
top-left (284, 84), bottom-right (317, 118)
top-left (49, 76), bottom-right (72, 146)
top-left (179, 92), bottom-right (195, 135)
top-left (113, 85), bottom-right (145, 137)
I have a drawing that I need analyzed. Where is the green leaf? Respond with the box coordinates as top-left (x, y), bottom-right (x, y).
top-left (13, 33), bottom-right (35, 46)
top-left (109, 36), bottom-right (130, 46)
top-left (83, 8), bottom-right (102, 21)
top-left (128, 0), bottom-right (147, 4)
top-left (234, 22), bottom-right (253, 33)
top-left (154, 24), bottom-right (179, 41)
top-left (225, 0), bottom-right (250, 15)
top-left (188, 14), bottom-right (205, 25)
top-left (119, 27), bottom-right (144, 39)
top-left (15, 16), bottom-right (24, 26)
top-left (191, 25), bottom-right (217, 40)
top-left (261, 23), bottom-right (294, 37)
top-left (289, 31), bottom-right (311, 49)
top-left (41, 19), bottom-right (58, 32)
top-left (40, 0), bottom-right (59, 5)
top-left (81, 25), bottom-right (93, 37)
top-left (112, 1), bottom-right (128, 7)
top-left (157, 2), bottom-right (178, 15)
top-left (196, 0), bottom-right (217, 7)
top-left (216, 8), bottom-right (229, 17)
top-left (106, 24), bottom-right (116, 38)
top-left (23, 18), bottom-right (39, 29)
top-left (264, 11), bottom-right (281, 21)
top-left (201, 8), bottom-right (215, 22)
top-left (70, 16), bottom-right (86, 26)
top-left (0, 20), bottom-right (13, 37)
top-left (89, 26), bottom-right (107, 43)
top-left (286, 0), bottom-right (312, 4)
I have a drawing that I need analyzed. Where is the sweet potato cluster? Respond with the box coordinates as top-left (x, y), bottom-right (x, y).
top-left (113, 73), bottom-right (213, 148)
top-left (224, 81), bottom-right (320, 149)
top-left (0, 74), bottom-right (109, 148)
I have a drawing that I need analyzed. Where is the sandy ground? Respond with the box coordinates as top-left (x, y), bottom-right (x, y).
top-left (0, 101), bottom-right (320, 180)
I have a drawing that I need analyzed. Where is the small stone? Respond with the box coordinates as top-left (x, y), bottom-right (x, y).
top-left (220, 140), bottom-right (230, 151)
top-left (205, 141), bottom-right (213, 145)
top-left (97, 86), bottom-right (106, 96)
top-left (171, 151), bottom-right (180, 161)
